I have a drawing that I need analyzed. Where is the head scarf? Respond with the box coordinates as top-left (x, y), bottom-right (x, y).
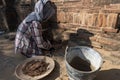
top-left (23, 0), bottom-right (55, 23)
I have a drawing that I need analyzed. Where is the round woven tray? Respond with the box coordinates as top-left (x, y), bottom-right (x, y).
top-left (15, 56), bottom-right (55, 80)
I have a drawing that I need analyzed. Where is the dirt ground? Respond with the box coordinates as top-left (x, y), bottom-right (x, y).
top-left (0, 32), bottom-right (120, 80)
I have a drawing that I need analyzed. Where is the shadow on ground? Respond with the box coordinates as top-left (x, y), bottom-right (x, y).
top-left (68, 29), bottom-right (94, 48)
top-left (41, 61), bottom-right (60, 80)
top-left (95, 69), bottom-right (120, 80)
top-left (0, 51), bottom-right (19, 80)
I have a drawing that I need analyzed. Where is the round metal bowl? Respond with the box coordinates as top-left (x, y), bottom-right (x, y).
top-left (15, 56), bottom-right (55, 80)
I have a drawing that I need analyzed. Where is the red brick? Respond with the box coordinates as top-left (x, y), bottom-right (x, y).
top-left (104, 4), bottom-right (119, 10)
top-left (107, 13), bottom-right (118, 28)
top-left (57, 11), bottom-right (66, 23)
top-left (102, 14), bottom-right (107, 27)
top-left (101, 9), bottom-right (120, 13)
top-left (79, 12), bottom-right (84, 25)
top-left (87, 27), bottom-right (102, 34)
top-left (91, 41), bottom-right (102, 49)
top-left (51, 0), bottom-right (120, 51)
top-left (90, 35), bottom-right (99, 41)
top-left (85, 14), bottom-right (93, 26)
top-left (102, 27), bottom-right (118, 33)
top-left (93, 13), bottom-right (98, 26)
top-left (102, 44), bottom-right (120, 51)
top-left (51, 0), bottom-right (63, 2)
top-left (73, 13), bottom-right (80, 24)
top-left (65, 12), bottom-right (73, 23)
top-left (81, 12), bottom-right (87, 26)
top-left (97, 36), bottom-right (120, 46)
top-left (97, 13), bottom-right (107, 27)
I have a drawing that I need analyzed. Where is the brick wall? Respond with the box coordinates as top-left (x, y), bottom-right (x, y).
top-left (50, 0), bottom-right (120, 51)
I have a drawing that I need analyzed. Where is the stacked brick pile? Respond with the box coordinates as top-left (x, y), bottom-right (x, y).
top-left (50, 0), bottom-right (120, 51)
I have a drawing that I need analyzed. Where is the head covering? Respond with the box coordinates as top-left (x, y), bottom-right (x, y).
top-left (23, 0), bottom-right (54, 23)
top-left (42, 1), bottom-right (55, 22)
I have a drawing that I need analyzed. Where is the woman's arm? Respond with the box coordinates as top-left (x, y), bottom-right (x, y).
top-left (31, 21), bottom-right (52, 50)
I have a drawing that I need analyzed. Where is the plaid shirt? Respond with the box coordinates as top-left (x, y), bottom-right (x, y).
top-left (15, 21), bottom-right (51, 56)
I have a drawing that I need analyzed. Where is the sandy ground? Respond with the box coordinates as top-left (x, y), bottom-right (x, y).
top-left (0, 33), bottom-right (120, 80)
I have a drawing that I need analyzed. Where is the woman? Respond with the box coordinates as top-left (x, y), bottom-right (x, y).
top-left (15, 0), bottom-right (55, 58)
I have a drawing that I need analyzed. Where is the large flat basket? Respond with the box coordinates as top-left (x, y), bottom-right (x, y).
top-left (15, 56), bottom-right (55, 80)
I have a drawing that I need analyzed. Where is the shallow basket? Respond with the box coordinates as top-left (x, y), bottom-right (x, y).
top-left (15, 56), bottom-right (55, 80)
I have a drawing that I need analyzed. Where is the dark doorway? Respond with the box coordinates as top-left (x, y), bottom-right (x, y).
top-left (116, 13), bottom-right (120, 33)
top-left (5, 0), bottom-right (19, 31)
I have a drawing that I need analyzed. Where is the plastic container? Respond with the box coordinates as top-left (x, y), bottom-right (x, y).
top-left (65, 46), bottom-right (103, 80)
